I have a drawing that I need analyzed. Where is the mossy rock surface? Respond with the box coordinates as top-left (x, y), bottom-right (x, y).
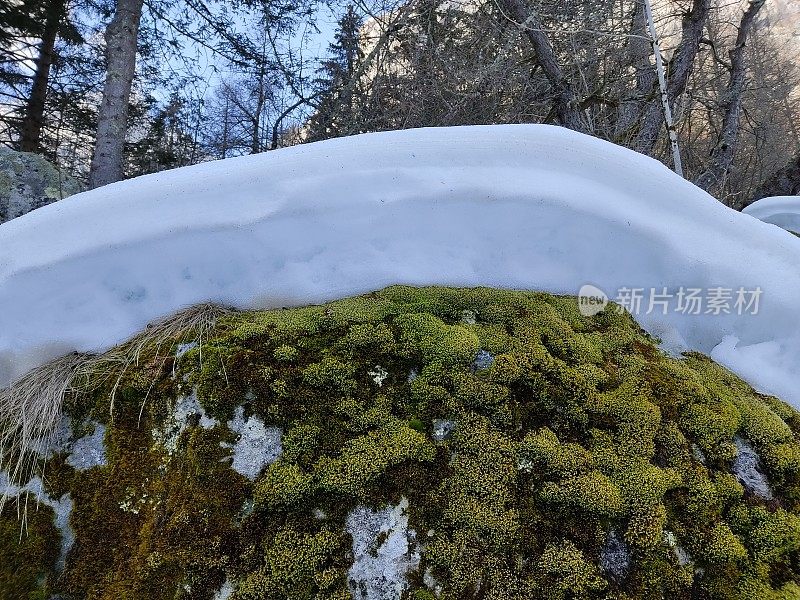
top-left (0, 146), bottom-right (81, 223)
top-left (4, 286), bottom-right (800, 600)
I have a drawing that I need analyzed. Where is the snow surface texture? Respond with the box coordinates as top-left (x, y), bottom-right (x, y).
top-left (743, 196), bottom-right (800, 234)
top-left (31, 417), bottom-right (107, 471)
top-left (213, 577), bottom-right (235, 600)
top-left (600, 531), bottom-right (631, 580)
top-left (346, 497), bottom-right (420, 600)
top-left (2, 125), bottom-right (800, 404)
top-left (64, 423), bottom-right (107, 471)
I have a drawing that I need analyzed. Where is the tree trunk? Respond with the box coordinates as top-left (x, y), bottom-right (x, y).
top-left (644, 0), bottom-right (683, 176)
top-left (19, 0), bottom-right (66, 153)
top-left (88, 0), bottom-right (145, 189)
top-left (614, 0), bottom-right (656, 140)
top-left (695, 0), bottom-right (766, 194)
top-left (498, 0), bottom-right (590, 134)
top-left (635, 0), bottom-right (712, 155)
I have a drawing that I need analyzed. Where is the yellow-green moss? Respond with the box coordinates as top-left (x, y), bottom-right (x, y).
top-left (6, 286), bottom-right (800, 599)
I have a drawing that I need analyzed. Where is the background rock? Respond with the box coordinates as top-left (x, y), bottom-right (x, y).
top-left (0, 146), bottom-right (81, 224)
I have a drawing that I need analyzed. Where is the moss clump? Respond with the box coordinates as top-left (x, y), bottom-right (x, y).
top-left (0, 496), bottom-right (59, 600)
top-left (5, 286), bottom-right (800, 599)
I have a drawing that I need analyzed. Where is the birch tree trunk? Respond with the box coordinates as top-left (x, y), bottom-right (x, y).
top-left (695, 0), bottom-right (766, 193)
top-left (88, 0), bottom-right (145, 189)
top-left (643, 0), bottom-right (683, 177)
top-left (635, 0), bottom-right (711, 155)
top-left (498, 0), bottom-right (590, 134)
top-left (19, 0), bottom-right (66, 153)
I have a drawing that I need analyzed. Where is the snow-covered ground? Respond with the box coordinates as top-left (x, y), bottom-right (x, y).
top-left (2, 125), bottom-right (800, 405)
top-left (742, 195), bottom-right (800, 234)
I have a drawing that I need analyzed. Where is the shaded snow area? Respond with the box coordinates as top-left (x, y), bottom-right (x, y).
top-left (226, 406), bottom-right (282, 480)
top-left (732, 436), bottom-right (774, 500)
top-left (743, 196), bottom-right (800, 234)
top-left (3, 125), bottom-right (800, 405)
top-left (154, 392), bottom-right (218, 455)
top-left (0, 473), bottom-right (74, 569)
top-left (346, 497), bottom-right (420, 600)
top-left (472, 350), bottom-right (494, 371)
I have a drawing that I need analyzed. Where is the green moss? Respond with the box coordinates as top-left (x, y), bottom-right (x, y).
top-left (535, 540), bottom-right (607, 598)
top-left (0, 496), bottom-right (59, 600)
top-left (254, 461), bottom-right (313, 509)
top-left (236, 526), bottom-right (348, 599)
top-left (315, 418), bottom-right (436, 498)
top-left (394, 312), bottom-right (480, 366)
top-left (9, 286), bottom-right (800, 599)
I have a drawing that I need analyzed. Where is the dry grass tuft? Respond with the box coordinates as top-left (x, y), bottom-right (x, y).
top-left (0, 302), bottom-right (232, 519)
top-left (0, 352), bottom-right (91, 516)
top-left (90, 303), bottom-right (232, 414)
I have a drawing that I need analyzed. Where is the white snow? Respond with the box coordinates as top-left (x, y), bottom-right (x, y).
top-left (226, 406), bottom-right (282, 480)
top-left (368, 365), bottom-right (389, 387)
top-left (743, 195), bottom-right (800, 234)
top-left (33, 417), bottom-right (106, 471)
top-left (2, 125), bottom-right (800, 405)
top-left (432, 419), bottom-right (455, 442)
top-left (346, 497), bottom-right (420, 600)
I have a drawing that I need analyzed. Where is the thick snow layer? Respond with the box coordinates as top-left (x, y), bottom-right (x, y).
top-left (2, 125), bottom-right (800, 405)
top-left (743, 196), bottom-right (800, 234)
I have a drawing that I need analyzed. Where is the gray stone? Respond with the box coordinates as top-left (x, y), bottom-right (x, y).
top-left (0, 146), bottom-right (81, 223)
top-left (347, 497), bottom-right (420, 600)
top-left (600, 530), bottom-right (630, 580)
top-left (732, 436), bottom-right (774, 500)
top-left (472, 350), bottom-right (494, 371)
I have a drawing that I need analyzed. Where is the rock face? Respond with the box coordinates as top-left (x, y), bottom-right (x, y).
top-left (0, 146), bottom-right (81, 223)
top-left (3, 286), bottom-right (800, 600)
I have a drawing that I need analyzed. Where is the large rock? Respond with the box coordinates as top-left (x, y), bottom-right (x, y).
top-left (0, 146), bottom-right (81, 223)
top-left (3, 287), bottom-right (800, 600)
